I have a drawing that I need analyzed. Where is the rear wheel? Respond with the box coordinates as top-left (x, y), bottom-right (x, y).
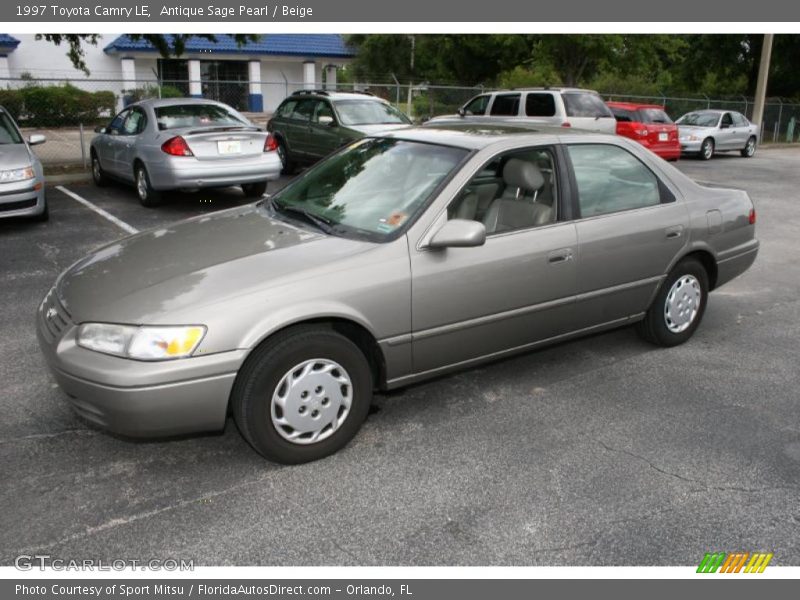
top-left (91, 152), bottom-right (108, 187)
top-left (276, 138), bottom-right (295, 175)
top-left (699, 138), bottom-right (714, 160)
top-left (636, 257), bottom-right (709, 347)
top-left (134, 164), bottom-right (162, 208)
top-left (741, 136), bottom-right (756, 158)
top-left (232, 326), bottom-right (373, 464)
top-left (242, 181), bottom-right (268, 198)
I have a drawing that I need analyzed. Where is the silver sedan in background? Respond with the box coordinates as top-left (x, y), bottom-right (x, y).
top-left (676, 109), bottom-right (759, 160)
top-left (90, 98), bottom-right (281, 207)
top-left (0, 105), bottom-right (47, 221)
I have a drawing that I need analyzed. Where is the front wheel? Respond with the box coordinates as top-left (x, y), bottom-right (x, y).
top-left (135, 164), bottom-right (162, 208)
top-left (232, 326), bottom-right (373, 464)
top-left (636, 258), bottom-right (709, 347)
top-left (91, 153), bottom-right (108, 187)
top-left (699, 138), bottom-right (714, 161)
top-left (741, 136), bottom-right (757, 158)
top-left (242, 181), bottom-right (268, 198)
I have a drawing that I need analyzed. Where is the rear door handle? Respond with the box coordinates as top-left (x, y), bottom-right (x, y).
top-left (665, 225), bottom-right (684, 239)
top-left (548, 248), bottom-right (574, 264)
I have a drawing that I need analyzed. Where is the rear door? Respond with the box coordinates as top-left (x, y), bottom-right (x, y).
top-left (562, 92), bottom-right (616, 132)
top-left (566, 142), bottom-right (689, 327)
top-left (524, 92), bottom-right (560, 126)
top-left (717, 112), bottom-right (737, 149)
top-left (730, 112), bottom-right (751, 148)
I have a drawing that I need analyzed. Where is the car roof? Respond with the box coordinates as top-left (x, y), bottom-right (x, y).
top-left (683, 109), bottom-right (728, 115)
top-left (607, 101), bottom-right (666, 111)
top-left (286, 90), bottom-right (389, 103)
top-left (133, 97), bottom-right (235, 109)
top-left (489, 87), bottom-right (601, 94)
top-left (380, 123), bottom-right (603, 150)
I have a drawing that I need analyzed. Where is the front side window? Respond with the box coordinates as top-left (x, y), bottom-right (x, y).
top-left (268, 138), bottom-right (467, 241)
top-left (563, 93), bottom-right (614, 118)
top-left (721, 113), bottom-right (733, 128)
top-left (108, 109), bottom-right (130, 133)
top-left (0, 111), bottom-right (23, 144)
top-left (276, 100), bottom-right (297, 118)
top-left (490, 94), bottom-right (521, 116)
top-left (122, 109), bottom-right (146, 135)
top-left (313, 101), bottom-right (335, 124)
top-left (288, 99), bottom-right (316, 122)
top-left (154, 104), bottom-right (248, 130)
top-left (463, 95), bottom-right (490, 116)
top-left (568, 144), bottom-right (661, 217)
top-left (525, 93), bottom-right (556, 117)
top-left (448, 147), bottom-right (558, 234)
top-left (334, 100), bottom-right (410, 126)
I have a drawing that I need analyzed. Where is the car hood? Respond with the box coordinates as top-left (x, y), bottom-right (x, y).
top-left (0, 144), bottom-right (33, 170)
top-left (346, 123), bottom-right (411, 135)
top-left (57, 203), bottom-right (373, 324)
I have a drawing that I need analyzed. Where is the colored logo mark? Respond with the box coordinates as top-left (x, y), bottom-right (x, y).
top-left (697, 552), bottom-right (773, 573)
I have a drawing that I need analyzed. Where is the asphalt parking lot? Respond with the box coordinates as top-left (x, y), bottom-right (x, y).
top-left (1, 149), bottom-right (799, 566)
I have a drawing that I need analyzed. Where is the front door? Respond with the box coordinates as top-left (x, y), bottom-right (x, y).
top-left (307, 100), bottom-right (342, 160)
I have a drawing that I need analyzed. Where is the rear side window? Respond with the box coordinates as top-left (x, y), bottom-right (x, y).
top-left (490, 94), bottom-right (521, 116)
top-left (525, 93), bottom-right (556, 117)
top-left (641, 108), bottom-right (672, 124)
top-left (732, 113), bottom-right (748, 127)
top-left (463, 95), bottom-right (490, 116)
top-left (568, 144), bottom-right (661, 217)
top-left (563, 93), bottom-right (614, 118)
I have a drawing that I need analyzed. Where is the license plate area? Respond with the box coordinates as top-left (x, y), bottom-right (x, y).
top-left (658, 132), bottom-right (669, 142)
top-left (217, 140), bottom-right (242, 155)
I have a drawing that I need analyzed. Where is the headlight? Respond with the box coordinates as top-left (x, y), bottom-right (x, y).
top-left (680, 134), bottom-right (701, 142)
top-left (0, 165), bottom-right (35, 183)
top-left (77, 323), bottom-right (206, 360)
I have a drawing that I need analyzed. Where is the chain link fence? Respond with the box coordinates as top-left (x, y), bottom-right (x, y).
top-left (1, 76), bottom-right (798, 168)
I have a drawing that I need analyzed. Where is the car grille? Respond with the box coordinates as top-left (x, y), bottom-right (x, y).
top-left (39, 289), bottom-right (73, 344)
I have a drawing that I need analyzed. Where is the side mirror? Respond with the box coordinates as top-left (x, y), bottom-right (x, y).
top-left (428, 219), bottom-right (486, 249)
top-left (94, 126), bottom-right (106, 134)
top-left (27, 134), bottom-right (46, 146)
top-left (457, 107), bottom-right (466, 117)
top-left (319, 115), bottom-right (336, 127)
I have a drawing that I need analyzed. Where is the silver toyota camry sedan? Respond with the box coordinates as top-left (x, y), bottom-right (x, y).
top-left (38, 125), bottom-right (759, 464)
top-left (90, 98), bottom-right (281, 206)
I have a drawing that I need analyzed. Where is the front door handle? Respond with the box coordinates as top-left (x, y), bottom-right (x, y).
top-left (665, 225), bottom-right (684, 239)
top-left (548, 248), bottom-right (574, 264)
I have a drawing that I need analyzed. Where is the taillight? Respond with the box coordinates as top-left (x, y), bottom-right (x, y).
top-left (749, 208), bottom-right (756, 225)
top-left (264, 133), bottom-right (278, 152)
top-left (161, 136), bottom-right (193, 157)
top-left (639, 129), bottom-right (649, 137)
top-left (561, 121), bottom-right (572, 128)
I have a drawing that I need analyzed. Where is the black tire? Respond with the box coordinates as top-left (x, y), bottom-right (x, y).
top-left (699, 138), bottom-right (714, 161)
top-left (636, 257), bottom-right (709, 347)
top-left (741, 136), bottom-right (757, 158)
top-left (232, 326), bottom-right (373, 464)
top-left (134, 163), bottom-right (162, 208)
top-left (91, 152), bottom-right (108, 187)
top-left (242, 181), bottom-right (268, 198)
top-left (276, 138), bottom-right (295, 175)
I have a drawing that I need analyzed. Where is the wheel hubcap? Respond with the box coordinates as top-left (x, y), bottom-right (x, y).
top-left (747, 140), bottom-right (755, 155)
top-left (664, 275), bottom-right (702, 333)
top-left (136, 170), bottom-right (147, 199)
top-left (703, 143), bottom-right (712, 158)
top-left (92, 159), bottom-right (101, 180)
top-left (270, 358), bottom-right (352, 445)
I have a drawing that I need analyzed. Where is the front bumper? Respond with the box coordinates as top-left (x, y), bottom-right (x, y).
top-left (0, 178), bottom-right (46, 218)
top-left (36, 291), bottom-right (247, 437)
top-left (148, 153), bottom-right (282, 191)
top-left (680, 140), bottom-right (704, 153)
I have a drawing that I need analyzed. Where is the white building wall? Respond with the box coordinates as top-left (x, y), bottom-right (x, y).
top-left (5, 34), bottom-right (123, 80)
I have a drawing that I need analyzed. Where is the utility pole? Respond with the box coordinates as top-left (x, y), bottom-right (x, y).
top-left (752, 34), bottom-right (774, 129)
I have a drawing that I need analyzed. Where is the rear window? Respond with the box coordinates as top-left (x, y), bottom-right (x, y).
top-left (641, 108), bottom-right (672, 124)
top-left (563, 93), bottom-right (614, 118)
top-left (154, 104), bottom-right (248, 130)
top-left (490, 94), bottom-right (521, 116)
top-left (525, 93), bottom-right (556, 117)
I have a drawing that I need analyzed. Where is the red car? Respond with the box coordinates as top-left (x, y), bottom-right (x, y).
top-left (606, 101), bottom-right (680, 161)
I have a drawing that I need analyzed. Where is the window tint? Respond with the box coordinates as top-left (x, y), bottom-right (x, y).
top-left (289, 99), bottom-right (316, 122)
top-left (490, 94), bottom-right (521, 116)
top-left (122, 109), bottom-right (146, 135)
top-left (525, 93), bottom-right (556, 117)
top-left (641, 108), bottom-right (672, 124)
top-left (448, 147), bottom-right (557, 234)
top-left (568, 144), bottom-right (661, 217)
top-left (463, 95), bottom-right (490, 116)
top-left (276, 100), bottom-right (297, 118)
top-left (563, 93), bottom-right (613, 118)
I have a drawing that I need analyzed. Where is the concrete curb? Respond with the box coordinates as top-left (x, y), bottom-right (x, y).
top-left (45, 172), bottom-right (93, 186)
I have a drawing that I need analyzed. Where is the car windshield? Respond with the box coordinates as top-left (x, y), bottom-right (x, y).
top-left (154, 104), bottom-right (249, 130)
top-left (268, 138), bottom-right (467, 242)
top-left (677, 112), bottom-right (719, 127)
top-left (0, 112), bottom-right (23, 144)
top-left (334, 100), bottom-right (410, 126)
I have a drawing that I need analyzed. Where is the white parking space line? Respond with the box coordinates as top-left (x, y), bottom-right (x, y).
top-left (55, 186), bottom-right (139, 235)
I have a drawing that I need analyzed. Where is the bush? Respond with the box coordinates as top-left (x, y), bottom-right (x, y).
top-left (123, 83), bottom-right (186, 104)
top-left (0, 89), bottom-right (23, 120)
top-left (14, 84), bottom-right (118, 126)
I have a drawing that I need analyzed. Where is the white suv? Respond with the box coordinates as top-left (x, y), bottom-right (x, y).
top-left (431, 87), bottom-right (616, 134)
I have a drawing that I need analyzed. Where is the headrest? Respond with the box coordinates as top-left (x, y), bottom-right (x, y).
top-left (502, 158), bottom-right (545, 192)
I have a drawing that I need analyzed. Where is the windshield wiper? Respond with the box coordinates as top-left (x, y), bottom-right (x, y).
top-left (269, 199), bottom-right (335, 234)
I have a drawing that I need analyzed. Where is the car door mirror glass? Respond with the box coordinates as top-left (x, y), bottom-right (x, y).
top-left (27, 134), bottom-right (46, 145)
top-left (94, 126), bottom-right (106, 134)
top-left (318, 115), bottom-right (336, 127)
top-left (428, 219), bottom-right (486, 249)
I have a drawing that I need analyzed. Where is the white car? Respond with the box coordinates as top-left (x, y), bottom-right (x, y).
top-left (429, 87), bottom-right (617, 133)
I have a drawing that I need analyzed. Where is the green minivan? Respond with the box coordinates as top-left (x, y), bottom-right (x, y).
top-left (266, 90), bottom-right (412, 173)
